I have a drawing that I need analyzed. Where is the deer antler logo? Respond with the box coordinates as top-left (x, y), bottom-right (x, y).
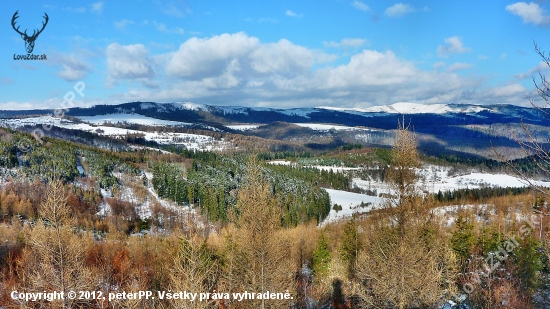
top-left (11, 11), bottom-right (49, 54)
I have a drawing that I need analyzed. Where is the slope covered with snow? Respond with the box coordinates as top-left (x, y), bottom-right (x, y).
top-left (0, 116), bottom-right (226, 151)
top-left (319, 102), bottom-right (492, 114)
top-left (78, 114), bottom-right (192, 126)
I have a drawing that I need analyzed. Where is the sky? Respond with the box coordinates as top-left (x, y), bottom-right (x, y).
top-left (1, 0), bottom-right (550, 110)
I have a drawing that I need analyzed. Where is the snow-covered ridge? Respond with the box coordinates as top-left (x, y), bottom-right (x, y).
top-left (78, 113), bottom-right (192, 126)
top-left (319, 102), bottom-right (493, 114)
top-left (0, 116), bottom-right (226, 151)
top-left (293, 123), bottom-right (376, 131)
top-left (178, 102), bottom-right (207, 111)
top-left (210, 105), bottom-right (315, 118)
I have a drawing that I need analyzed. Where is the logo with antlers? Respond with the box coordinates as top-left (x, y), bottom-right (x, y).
top-left (11, 10), bottom-right (49, 54)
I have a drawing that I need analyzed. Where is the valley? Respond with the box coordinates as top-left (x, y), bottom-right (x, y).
top-left (1, 101), bottom-right (550, 308)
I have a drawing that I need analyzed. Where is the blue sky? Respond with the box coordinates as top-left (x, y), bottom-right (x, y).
top-left (1, 0), bottom-right (550, 110)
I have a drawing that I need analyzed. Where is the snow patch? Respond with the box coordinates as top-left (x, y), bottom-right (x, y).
top-left (226, 124), bottom-right (261, 131)
top-left (78, 113), bottom-right (192, 126)
top-left (319, 102), bottom-right (492, 115)
top-left (324, 188), bottom-right (384, 223)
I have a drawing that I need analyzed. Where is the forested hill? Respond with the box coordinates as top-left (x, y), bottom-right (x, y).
top-left (2, 101), bottom-right (549, 129)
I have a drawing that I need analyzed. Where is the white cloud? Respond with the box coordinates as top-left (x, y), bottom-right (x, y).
top-left (90, 1), bottom-right (104, 13)
top-left (258, 17), bottom-right (278, 23)
top-left (4, 32), bottom-right (517, 110)
top-left (515, 61), bottom-right (550, 79)
top-left (116, 33), bottom-right (520, 108)
top-left (161, 0), bottom-right (191, 17)
top-left (153, 21), bottom-right (185, 34)
top-left (341, 38), bottom-right (368, 48)
top-left (0, 101), bottom-right (46, 110)
top-left (64, 7), bottom-right (86, 13)
top-left (106, 43), bottom-right (155, 82)
top-left (323, 38), bottom-right (368, 48)
top-left (250, 39), bottom-right (315, 75)
top-left (319, 50), bottom-right (417, 87)
top-left (1, 77), bottom-right (14, 85)
top-left (447, 62), bottom-right (473, 72)
top-left (167, 32), bottom-right (259, 79)
top-left (315, 52), bottom-right (338, 63)
top-left (385, 3), bottom-right (415, 17)
top-left (286, 10), bottom-right (303, 17)
top-left (486, 84), bottom-right (527, 98)
top-left (114, 19), bottom-right (134, 30)
top-left (437, 36), bottom-right (471, 57)
top-left (351, 1), bottom-right (370, 11)
top-left (433, 61), bottom-right (446, 69)
top-left (52, 53), bottom-right (93, 81)
top-left (323, 41), bottom-right (341, 48)
top-left (506, 2), bottom-right (550, 25)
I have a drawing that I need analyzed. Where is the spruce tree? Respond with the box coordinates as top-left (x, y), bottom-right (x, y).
top-left (313, 233), bottom-right (331, 278)
top-left (451, 216), bottom-right (476, 261)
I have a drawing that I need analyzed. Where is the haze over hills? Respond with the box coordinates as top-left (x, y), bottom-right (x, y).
top-left (1, 101), bottom-right (549, 159)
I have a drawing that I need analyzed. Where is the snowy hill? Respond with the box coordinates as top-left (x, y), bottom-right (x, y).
top-left (319, 102), bottom-right (492, 114)
top-left (2, 101), bottom-right (550, 158)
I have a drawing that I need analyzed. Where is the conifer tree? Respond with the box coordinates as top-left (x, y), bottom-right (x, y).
top-left (451, 216), bottom-right (476, 261)
top-left (339, 218), bottom-right (360, 278)
top-left (224, 157), bottom-right (293, 309)
top-left (21, 179), bottom-right (94, 308)
top-left (313, 233), bottom-right (331, 278)
top-left (355, 122), bottom-right (457, 309)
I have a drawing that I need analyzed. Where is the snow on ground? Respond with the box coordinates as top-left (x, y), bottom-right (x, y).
top-left (314, 165), bottom-right (361, 172)
top-left (278, 108), bottom-right (315, 118)
top-left (324, 188), bottom-right (384, 223)
top-left (267, 161), bottom-right (361, 172)
top-left (214, 106), bottom-right (314, 117)
top-left (179, 102), bottom-right (207, 111)
top-left (293, 123), bottom-right (371, 131)
top-left (0, 116), bottom-right (227, 151)
top-left (431, 204), bottom-right (494, 227)
top-left (97, 188), bottom-right (112, 217)
top-left (319, 102), bottom-right (491, 115)
top-left (226, 124), bottom-right (261, 131)
top-left (352, 178), bottom-right (392, 195)
top-left (267, 160), bottom-right (294, 166)
top-left (0, 116), bottom-right (68, 128)
top-left (417, 164), bottom-right (550, 192)
top-left (77, 113), bottom-right (192, 126)
top-left (128, 145), bottom-right (172, 154)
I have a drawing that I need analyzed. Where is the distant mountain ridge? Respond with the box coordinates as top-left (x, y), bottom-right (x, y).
top-left (1, 101), bottom-right (548, 129)
top-left (2, 101), bottom-right (550, 159)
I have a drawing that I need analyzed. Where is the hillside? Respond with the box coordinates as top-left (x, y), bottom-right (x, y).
top-left (2, 101), bottom-right (550, 159)
top-left (2, 102), bottom-right (550, 308)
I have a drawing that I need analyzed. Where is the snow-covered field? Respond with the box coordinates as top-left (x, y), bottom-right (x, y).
top-left (324, 188), bottom-right (384, 223)
top-left (77, 113), bottom-right (192, 126)
top-left (267, 160), bottom-right (359, 172)
top-left (0, 116), bottom-right (227, 151)
top-left (267, 160), bottom-right (294, 166)
top-left (265, 161), bottom-right (550, 223)
top-left (226, 124), bottom-right (261, 131)
top-left (416, 165), bottom-right (550, 193)
top-left (319, 102), bottom-right (491, 115)
top-left (293, 123), bottom-right (374, 131)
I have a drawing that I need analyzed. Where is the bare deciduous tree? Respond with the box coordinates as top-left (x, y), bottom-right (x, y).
top-left (222, 157), bottom-right (294, 309)
top-left (18, 180), bottom-right (95, 309)
top-left (495, 42), bottom-right (550, 198)
top-left (170, 236), bottom-right (218, 309)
